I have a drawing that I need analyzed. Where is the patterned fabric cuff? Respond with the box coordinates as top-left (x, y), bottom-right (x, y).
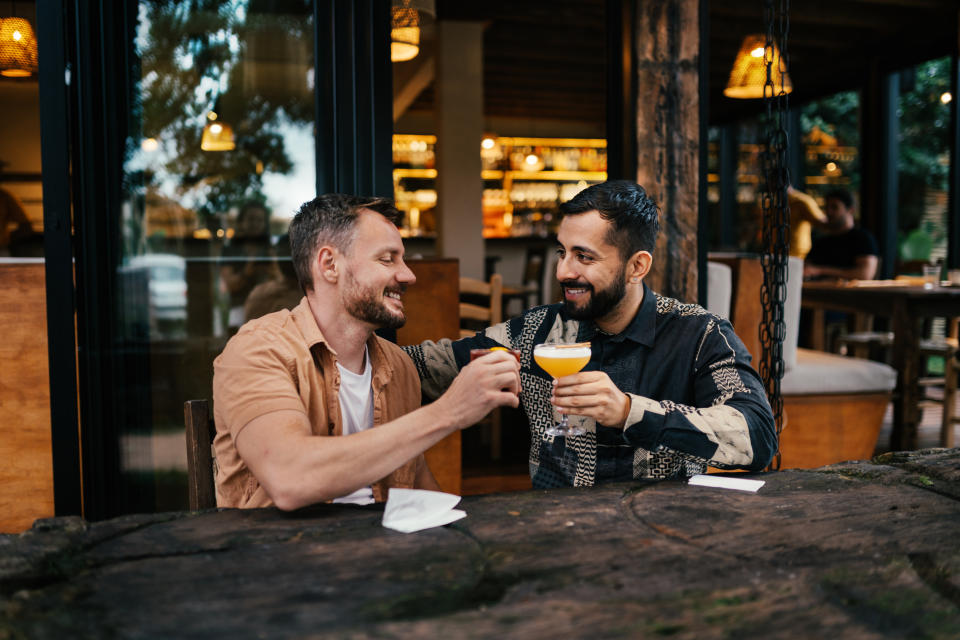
top-left (621, 394), bottom-right (666, 450)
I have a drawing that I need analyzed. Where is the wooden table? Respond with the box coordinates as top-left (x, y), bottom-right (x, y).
top-left (802, 280), bottom-right (960, 450)
top-left (3, 448), bottom-right (960, 638)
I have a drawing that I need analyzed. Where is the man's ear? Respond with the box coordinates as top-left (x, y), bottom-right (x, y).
top-left (318, 246), bottom-right (339, 284)
top-left (627, 250), bottom-right (653, 284)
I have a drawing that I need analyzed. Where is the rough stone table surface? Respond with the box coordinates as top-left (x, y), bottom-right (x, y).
top-left (2, 449), bottom-right (960, 639)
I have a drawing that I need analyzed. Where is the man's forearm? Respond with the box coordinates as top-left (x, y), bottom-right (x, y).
top-left (236, 403), bottom-right (458, 510)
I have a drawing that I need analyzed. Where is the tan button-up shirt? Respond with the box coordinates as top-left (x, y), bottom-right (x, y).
top-left (213, 297), bottom-right (423, 508)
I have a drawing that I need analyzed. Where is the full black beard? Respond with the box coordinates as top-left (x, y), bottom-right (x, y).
top-left (561, 274), bottom-right (627, 321)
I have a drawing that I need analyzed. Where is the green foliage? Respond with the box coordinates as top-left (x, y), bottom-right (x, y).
top-left (130, 0), bottom-right (313, 231)
top-left (898, 57), bottom-right (952, 234)
top-left (800, 90), bottom-right (860, 148)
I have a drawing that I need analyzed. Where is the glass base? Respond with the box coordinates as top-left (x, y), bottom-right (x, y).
top-left (546, 424), bottom-right (586, 437)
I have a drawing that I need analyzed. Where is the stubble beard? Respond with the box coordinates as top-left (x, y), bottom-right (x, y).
top-left (343, 272), bottom-right (407, 330)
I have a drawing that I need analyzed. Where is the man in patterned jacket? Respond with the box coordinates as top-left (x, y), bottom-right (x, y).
top-left (404, 180), bottom-right (777, 488)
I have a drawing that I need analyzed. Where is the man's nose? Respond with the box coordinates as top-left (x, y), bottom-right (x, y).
top-left (397, 260), bottom-right (416, 284)
top-left (556, 254), bottom-right (576, 282)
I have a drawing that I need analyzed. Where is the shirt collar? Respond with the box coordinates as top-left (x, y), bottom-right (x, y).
top-left (576, 282), bottom-right (656, 347)
top-left (291, 296), bottom-right (394, 384)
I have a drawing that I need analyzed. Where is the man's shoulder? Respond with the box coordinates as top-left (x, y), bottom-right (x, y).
top-left (216, 308), bottom-right (305, 365)
top-left (652, 292), bottom-right (715, 323)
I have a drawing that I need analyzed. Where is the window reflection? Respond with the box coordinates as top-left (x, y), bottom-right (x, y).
top-left (119, 0), bottom-right (314, 511)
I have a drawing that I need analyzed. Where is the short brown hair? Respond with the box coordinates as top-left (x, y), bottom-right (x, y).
top-left (289, 194), bottom-right (402, 292)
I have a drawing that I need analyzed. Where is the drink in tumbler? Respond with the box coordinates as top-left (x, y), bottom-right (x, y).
top-left (533, 342), bottom-right (591, 437)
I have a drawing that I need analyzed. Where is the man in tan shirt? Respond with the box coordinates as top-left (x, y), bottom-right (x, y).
top-left (213, 194), bottom-right (521, 510)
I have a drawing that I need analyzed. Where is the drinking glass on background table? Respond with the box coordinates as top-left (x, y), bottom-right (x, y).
top-left (533, 342), bottom-right (592, 437)
top-left (922, 264), bottom-right (941, 289)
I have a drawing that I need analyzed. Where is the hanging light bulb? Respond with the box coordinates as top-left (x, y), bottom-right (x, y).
top-left (0, 17), bottom-right (39, 77)
top-left (391, 0), bottom-right (420, 62)
top-left (724, 34), bottom-right (793, 100)
top-left (201, 100), bottom-right (235, 152)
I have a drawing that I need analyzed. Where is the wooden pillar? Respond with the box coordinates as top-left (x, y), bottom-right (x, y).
top-left (635, 0), bottom-right (701, 302)
top-left (435, 20), bottom-right (485, 280)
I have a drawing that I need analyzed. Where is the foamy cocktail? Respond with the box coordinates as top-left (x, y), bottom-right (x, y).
top-left (533, 342), bottom-right (591, 436)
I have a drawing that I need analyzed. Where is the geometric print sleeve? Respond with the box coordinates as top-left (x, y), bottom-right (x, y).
top-left (621, 316), bottom-right (778, 472)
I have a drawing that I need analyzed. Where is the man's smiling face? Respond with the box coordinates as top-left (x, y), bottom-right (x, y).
top-left (555, 210), bottom-right (629, 322)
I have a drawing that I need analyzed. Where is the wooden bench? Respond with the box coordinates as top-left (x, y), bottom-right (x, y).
top-left (715, 256), bottom-right (896, 469)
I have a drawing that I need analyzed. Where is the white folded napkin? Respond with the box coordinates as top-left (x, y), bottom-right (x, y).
top-left (688, 474), bottom-right (765, 493)
top-left (382, 488), bottom-right (467, 533)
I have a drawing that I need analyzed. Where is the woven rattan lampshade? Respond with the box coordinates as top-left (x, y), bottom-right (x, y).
top-left (391, 0), bottom-right (420, 62)
top-left (724, 34), bottom-right (792, 99)
top-left (0, 17), bottom-right (38, 77)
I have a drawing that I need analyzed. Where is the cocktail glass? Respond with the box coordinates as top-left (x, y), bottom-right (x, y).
top-left (533, 342), bottom-right (592, 437)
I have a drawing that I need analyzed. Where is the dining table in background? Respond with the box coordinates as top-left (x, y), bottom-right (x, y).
top-left (2, 448), bottom-right (959, 638)
top-left (801, 279), bottom-right (960, 450)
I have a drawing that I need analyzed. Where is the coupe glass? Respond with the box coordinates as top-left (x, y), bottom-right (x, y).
top-left (533, 342), bottom-right (592, 437)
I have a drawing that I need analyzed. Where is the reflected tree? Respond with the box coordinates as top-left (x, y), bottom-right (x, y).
top-left (132, 0), bottom-right (313, 238)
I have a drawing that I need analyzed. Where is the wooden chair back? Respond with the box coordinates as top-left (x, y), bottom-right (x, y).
top-left (184, 399), bottom-right (216, 510)
top-left (459, 273), bottom-right (503, 338)
top-left (396, 258), bottom-right (463, 495)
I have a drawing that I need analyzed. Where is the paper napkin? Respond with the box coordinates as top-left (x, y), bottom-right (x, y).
top-left (688, 474), bottom-right (765, 493)
top-left (382, 488), bottom-right (467, 533)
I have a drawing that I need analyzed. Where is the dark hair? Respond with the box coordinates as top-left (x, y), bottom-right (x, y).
top-left (558, 180), bottom-right (660, 258)
top-left (289, 194), bottom-right (402, 291)
top-left (824, 188), bottom-right (854, 210)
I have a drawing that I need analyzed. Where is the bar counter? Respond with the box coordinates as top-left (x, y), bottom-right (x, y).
top-left (2, 448), bottom-right (959, 638)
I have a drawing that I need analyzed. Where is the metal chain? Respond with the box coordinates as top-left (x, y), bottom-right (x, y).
top-left (759, 0), bottom-right (790, 471)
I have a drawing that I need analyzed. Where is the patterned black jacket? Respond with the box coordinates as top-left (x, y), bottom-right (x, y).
top-left (403, 284), bottom-right (777, 489)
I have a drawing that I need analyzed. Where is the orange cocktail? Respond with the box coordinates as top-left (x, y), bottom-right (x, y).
top-left (533, 342), bottom-right (591, 437)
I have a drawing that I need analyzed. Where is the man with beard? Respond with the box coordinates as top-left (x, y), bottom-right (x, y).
top-left (405, 181), bottom-right (776, 488)
top-left (213, 194), bottom-right (521, 509)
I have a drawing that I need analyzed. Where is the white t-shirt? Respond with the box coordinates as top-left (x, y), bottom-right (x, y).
top-left (331, 347), bottom-right (375, 505)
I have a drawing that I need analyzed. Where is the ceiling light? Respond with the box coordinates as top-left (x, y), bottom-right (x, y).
top-left (391, 0), bottom-right (420, 62)
top-left (0, 17), bottom-right (38, 77)
top-left (724, 35), bottom-right (793, 100)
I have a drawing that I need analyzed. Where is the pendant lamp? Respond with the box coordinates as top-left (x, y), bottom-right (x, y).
top-left (0, 16), bottom-right (38, 77)
top-left (201, 102), bottom-right (235, 152)
top-left (724, 34), bottom-right (792, 100)
top-left (391, 0), bottom-right (420, 62)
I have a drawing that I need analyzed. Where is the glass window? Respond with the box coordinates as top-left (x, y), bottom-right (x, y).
top-left (800, 90), bottom-right (860, 203)
top-left (120, 0), bottom-right (314, 511)
top-left (897, 57), bottom-right (952, 268)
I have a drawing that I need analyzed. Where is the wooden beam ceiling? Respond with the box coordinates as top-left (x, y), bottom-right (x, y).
top-left (400, 0), bottom-right (958, 128)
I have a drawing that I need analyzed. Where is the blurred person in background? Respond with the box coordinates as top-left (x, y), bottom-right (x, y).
top-left (803, 188), bottom-right (878, 281)
top-left (221, 201), bottom-right (279, 333)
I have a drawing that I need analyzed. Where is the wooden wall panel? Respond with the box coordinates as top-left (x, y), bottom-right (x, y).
top-left (397, 258), bottom-right (462, 494)
top-left (0, 261), bottom-right (54, 532)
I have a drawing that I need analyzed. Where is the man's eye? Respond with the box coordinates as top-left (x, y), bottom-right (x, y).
top-left (577, 253), bottom-right (593, 262)
top-left (555, 248), bottom-right (565, 258)
top-left (380, 256), bottom-right (394, 264)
